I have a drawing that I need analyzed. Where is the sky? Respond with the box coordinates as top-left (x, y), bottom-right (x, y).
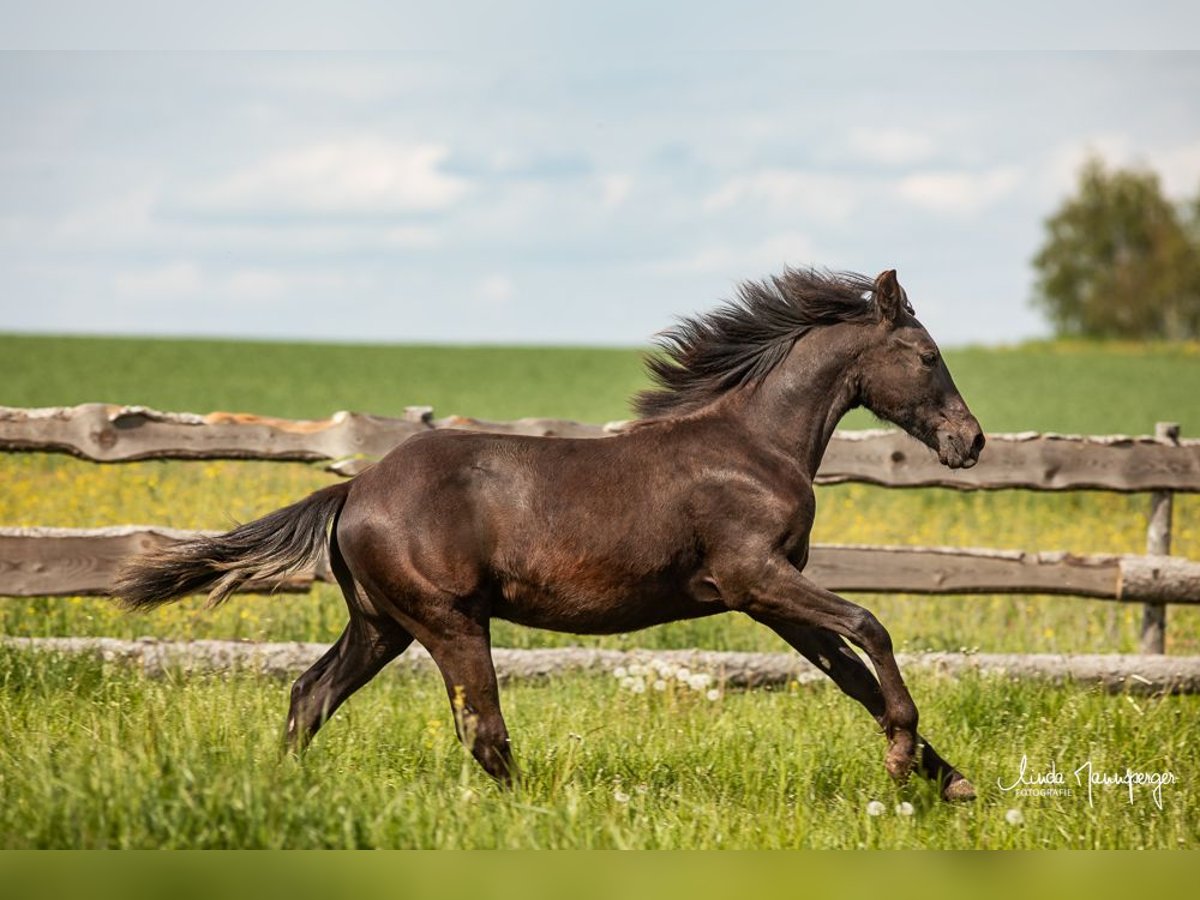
top-left (2, 8), bottom-right (1200, 348)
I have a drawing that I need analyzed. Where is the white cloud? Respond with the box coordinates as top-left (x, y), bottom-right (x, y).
top-left (1151, 140), bottom-right (1200, 197)
top-left (380, 225), bottom-right (443, 248)
top-left (113, 261), bottom-right (202, 298)
top-left (1048, 135), bottom-right (1200, 199)
top-left (653, 231), bottom-right (817, 276)
top-left (185, 138), bottom-right (470, 217)
top-left (847, 127), bottom-right (936, 166)
top-left (113, 262), bottom-right (352, 305)
top-left (600, 174), bottom-right (633, 209)
top-left (703, 170), bottom-right (860, 223)
top-left (223, 269), bottom-right (290, 301)
top-left (47, 188), bottom-right (159, 249)
top-left (475, 273), bottom-right (515, 306)
top-left (894, 166), bottom-right (1023, 215)
top-left (1041, 134), bottom-right (1133, 200)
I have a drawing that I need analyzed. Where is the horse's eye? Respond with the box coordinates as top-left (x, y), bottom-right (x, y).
top-left (919, 350), bottom-right (939, 367)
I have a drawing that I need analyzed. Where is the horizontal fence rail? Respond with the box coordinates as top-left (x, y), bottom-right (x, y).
top-left (4, 526), bottom-right (1199, 603)
top-left (7, 637), bottom-right (1200, 694)
top-left (4, 403), bottom-right (1200, 492)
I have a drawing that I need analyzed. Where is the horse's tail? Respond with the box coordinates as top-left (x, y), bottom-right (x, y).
top-left (114, 481), bottom-right (352, 610)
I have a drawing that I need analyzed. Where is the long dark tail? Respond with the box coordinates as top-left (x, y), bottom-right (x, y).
top-left (114, 481), bottom-right (352, 610)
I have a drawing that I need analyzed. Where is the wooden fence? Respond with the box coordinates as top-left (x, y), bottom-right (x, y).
top-left (2, 403), bottom-right (1199, 653)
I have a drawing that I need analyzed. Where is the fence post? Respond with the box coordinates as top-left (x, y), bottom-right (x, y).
top-left (1141, 421), bottom-right (1180, 654)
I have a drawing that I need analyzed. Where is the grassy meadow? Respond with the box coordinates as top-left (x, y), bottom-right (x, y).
top-left (1, 647), bottom-right (1195, 849)
top-left (2, 333), bottom-right (1199, 848)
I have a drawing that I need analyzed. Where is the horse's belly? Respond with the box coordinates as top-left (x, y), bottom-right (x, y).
top-left (492, 578), bottom-right (721, 635)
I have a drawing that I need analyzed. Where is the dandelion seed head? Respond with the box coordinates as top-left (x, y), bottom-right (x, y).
top-left (895, 802), bottom-right (914, 817)
top-left (613, 666), bottom-right (628, 679)
top-left (1005, 808), bottom-right (1024, 826)
top-left (613, 789), bottom-right (630, 803)
top-left (706, 688), bottom-right (721, 702)
top-left (653, 679), bottom-right (668, 691)
top-left (629, 678), bottom-right (646, 694)
top-left (866, 800), bottom-right (886, 817)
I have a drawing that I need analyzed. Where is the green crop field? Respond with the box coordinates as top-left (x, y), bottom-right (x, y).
top-left (1, 333), bottom-right (1199, 848)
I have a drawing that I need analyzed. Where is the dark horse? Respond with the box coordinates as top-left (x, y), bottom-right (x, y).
top-left (117, 268), bottom-right (984, 801)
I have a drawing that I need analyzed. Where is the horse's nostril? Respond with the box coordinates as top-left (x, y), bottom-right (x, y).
top-left (971, 431), bottom-right (986, 456)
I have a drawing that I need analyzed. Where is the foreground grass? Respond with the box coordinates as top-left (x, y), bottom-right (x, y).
top-left (0, 648), bottom-right (1194, 849)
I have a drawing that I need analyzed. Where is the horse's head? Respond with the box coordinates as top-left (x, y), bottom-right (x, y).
top-left (855, 270), bottom-right (984, 469)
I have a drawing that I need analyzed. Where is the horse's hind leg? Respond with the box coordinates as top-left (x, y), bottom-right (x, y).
top-left (764, 623), bottom-right (974, 802)
top-left (284, 614), bottom-right (413, 752)
top-left (284, 527), bottom-right (413, 752)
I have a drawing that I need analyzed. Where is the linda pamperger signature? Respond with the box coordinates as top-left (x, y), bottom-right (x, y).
top-left (996, 755), bottom-right (1176, 809)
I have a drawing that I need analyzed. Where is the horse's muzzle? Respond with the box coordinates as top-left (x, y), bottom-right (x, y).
top-left (936, 423), bottom-right (985, 470)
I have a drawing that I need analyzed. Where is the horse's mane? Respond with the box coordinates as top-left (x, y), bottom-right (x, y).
top-left (634, 267), bottom-right (882, 420)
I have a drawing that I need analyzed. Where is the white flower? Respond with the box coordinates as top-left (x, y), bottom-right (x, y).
top-left (895, 802), bottom-right (914, 817)
top-left (653, 679), bottom-right (668, 691)
top-left (706, 688), bottom-right (721, 702)
top-left (688, 673), bottom-right (712, 691)
top-left (866, 800), bottom-right (886, 817)
top-left (1005, 808), bottom-right (1024, 826)
top-left (628, 663), bottom-right (646, 678)
top-left (629, 678), bottom-right (646, 694)
top-left (614, 789), bottom-right (630, 803)
top-left (675, 667), bottom-right (692, 681)
top-left (613, 666), bottom-right (628, 679)
top-left (619, 677), bottom-right (635, 690)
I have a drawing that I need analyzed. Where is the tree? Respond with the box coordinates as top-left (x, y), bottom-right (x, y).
top-left (1032, 157), bottom-right (1200, 340)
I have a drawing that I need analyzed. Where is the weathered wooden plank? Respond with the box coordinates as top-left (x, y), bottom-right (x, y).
top-left (0, 526), bottom-right (320, 597)
top-left (816, 429), bottom-right (1200, 492)
top-left (805, 544), bottom-right (1123, 598)
top-left (4, 526), bottom-right (1200, 602)
top-left (0, 404), bottom-right (430, 462)
top-left (6, 637), bottom-right (1200, 694)
top-left (4, 404), bottom-right (1200, 492)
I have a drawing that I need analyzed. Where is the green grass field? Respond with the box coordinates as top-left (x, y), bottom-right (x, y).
top-left (1, 648), bottom-right (1194, 849)
top-left (2, 333), bottom-right (1199, 848)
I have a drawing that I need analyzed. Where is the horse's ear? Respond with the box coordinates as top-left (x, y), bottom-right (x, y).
top-left (873, 269), bottom-right (904, 323)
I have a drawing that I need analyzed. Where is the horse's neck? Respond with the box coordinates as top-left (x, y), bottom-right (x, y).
top-left (736, 331), bottom-right (861, 477)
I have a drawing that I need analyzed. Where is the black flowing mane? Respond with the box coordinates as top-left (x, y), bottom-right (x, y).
top-left (635, 267), bottom-right (884, 419)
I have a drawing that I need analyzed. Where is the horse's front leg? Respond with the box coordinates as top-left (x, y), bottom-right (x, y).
top-left (736, 557), bottom-right (920, 785)
top-left (764, 623), bottom-right (975, 801)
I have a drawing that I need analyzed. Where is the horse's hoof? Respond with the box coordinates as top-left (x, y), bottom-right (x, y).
top-left (885, 749), bottom-right (915, 784)
top-left (942, 775), bottom-right (976, 803)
